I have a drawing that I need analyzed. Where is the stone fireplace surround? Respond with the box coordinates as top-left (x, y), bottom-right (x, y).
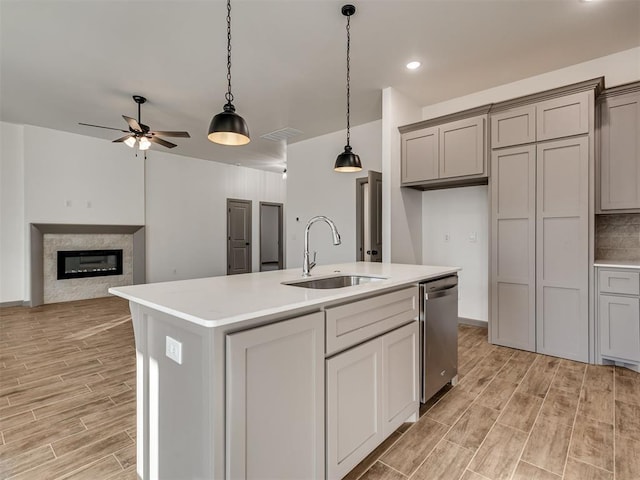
top-left (30, 224), bottom-right (145, 307)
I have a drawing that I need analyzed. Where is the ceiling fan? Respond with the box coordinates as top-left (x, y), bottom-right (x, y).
top-left (79, 95), bottom-right (190, 150)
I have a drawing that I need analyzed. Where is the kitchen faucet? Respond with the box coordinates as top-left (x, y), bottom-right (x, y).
top-left (302, 216), bottom-right (341, 277)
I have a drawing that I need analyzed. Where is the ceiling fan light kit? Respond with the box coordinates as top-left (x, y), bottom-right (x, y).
top-left (208, 0), bottom-right (250, 146)
top-left (334, 4), bottom-right (362, 173)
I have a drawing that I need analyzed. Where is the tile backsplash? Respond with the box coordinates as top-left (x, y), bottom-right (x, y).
top-left (595, 214), bottom-right (640, 261)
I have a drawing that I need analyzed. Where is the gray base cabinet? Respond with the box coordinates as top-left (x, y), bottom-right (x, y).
top-left (326, 321), bottom-right (418, 480)
top-left (597, 268), bottom-right (640, 365)
top-left (226, 312), bottom-right (325, 480)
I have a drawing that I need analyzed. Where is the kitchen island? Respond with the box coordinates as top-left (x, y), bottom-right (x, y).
top-left (109, 262), bottom-right (459, 480)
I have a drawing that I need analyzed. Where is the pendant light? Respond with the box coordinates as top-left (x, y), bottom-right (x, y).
top-left (207, 0), bottom-right (250, 146)
top-left (334, 4), bottom-right (362, 173)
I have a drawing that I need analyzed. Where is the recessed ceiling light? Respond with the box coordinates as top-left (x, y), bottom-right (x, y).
top-left (406, 61), bottom-right (421, 70)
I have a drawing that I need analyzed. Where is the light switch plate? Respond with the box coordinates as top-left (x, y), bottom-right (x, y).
top-left (166, 336), bottom-right (182, 365)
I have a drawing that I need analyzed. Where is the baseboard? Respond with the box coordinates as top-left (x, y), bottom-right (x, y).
top-left (0, 300), bottom-right (24, 308)
top-left (458, 317), bottom-right (488, 328)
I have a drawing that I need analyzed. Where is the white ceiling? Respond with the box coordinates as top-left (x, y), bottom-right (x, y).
top-left (1, 0), bottom-right (639, 173)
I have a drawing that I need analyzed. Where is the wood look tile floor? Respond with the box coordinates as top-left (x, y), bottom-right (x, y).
top-left (1, 298), bottom-right (639, 480)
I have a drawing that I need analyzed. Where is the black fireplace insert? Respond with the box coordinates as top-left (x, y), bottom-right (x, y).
top-left (57, 249), bottom-right (123, 280)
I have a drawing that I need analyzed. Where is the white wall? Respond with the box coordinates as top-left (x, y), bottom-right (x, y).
top-left (24, 125), bottom-right (145, 225)
top-left (145, 152), bottom-right (285, 283)
top-left (286, 120), bottom-right (382, 269)
top-left (0, 122), bottom-right (25, 303)
top-left (381, 87), bottom-right (423, 265)
top-left (418, 47), bottom-right (640, 323)
top-left (422, 186), bottom-right (489, 321)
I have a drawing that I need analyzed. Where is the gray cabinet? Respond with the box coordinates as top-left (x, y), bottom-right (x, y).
top-left (489, 80), bottom-right (599, 363)
top-left (326, 320), bottom-right (419, 479)
top-left (536, 91), bottom-right (590, 141)
top-left (226, 312), bottom-right (325, 480)
top-left (401, 126), bottom-right (438, 183)
top-left (597, 268), bottom-right (640, 365)
top-left (490, 91), bottom-right (590, 149)
top-left (490, 145), bottom-right (536, 352)
top-left (399, 109), bottom-right (489, 189)
top-left (535, 137), bottom-right (589, 361)
top-left (326, 336), bottom-right (383, 480)
top-left (439, 116), bottom-right (485, 178)
top-left (599, 85), bottom-right (640, 211)
top-left (490, 105), bottom-right (536, 149)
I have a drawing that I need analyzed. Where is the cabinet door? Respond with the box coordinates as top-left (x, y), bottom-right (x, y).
top-left (536, 91), bottom-right (589, 141)
top-left (490, 105), bottom-right (536, 149)
top-left (439, 116), bottom-right (485, 178)
top-left (490, 145), bottom-right (536, 352)
top-left (600, 92), bottom-right (640, 210)
top-left (326, 338), bottom-right (383, 480)
top-left (536, 137), bottom-right (589, 362)
top-left (382, 322), bottom-right (419, 438)
top-left (226, 313), bottom-right (325, 480)
top-left (401, 127), bottom-right (439, 183)
top-left (599, 294), bottom-right (640, 363)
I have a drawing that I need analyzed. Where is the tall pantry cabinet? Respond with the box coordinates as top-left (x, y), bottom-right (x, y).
top-left (489, 79), bottom-right (603, 362)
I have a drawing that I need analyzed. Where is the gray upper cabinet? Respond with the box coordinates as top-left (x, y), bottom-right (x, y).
top-left (399, 106), bottom-right (490, 190)
top-left (401, 126), bottom-right (439, 184)
top-left (490, 105), bottom-right (536, 149)
top-left (439, 116), bottom-right (485, 178)
top-left (536, 91), bottom-right (590, 141)
top-left (599, 84), bottom-right (640, 212)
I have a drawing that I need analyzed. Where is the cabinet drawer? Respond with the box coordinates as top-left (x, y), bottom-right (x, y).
top-left (326, 287), bottom-right (418, 356)
top-left (599, 270), bottom-right (640, 295)
top-left (490, 105), bottom-right (536, 148)
top-left (536, 91), bottom-right (589, 141)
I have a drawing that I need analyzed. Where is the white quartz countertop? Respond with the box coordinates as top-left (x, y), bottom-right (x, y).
top-left (594, 260), bottom-right (640, 269)
top-left (109, 262), bottom-right (460, 328)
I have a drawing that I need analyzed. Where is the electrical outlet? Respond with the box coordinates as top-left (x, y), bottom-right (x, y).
top-left (444, 233), bottom-right (450, 242)
top-left (469, 232), bottom-right (477, 243)
top-left (166, 336), bottom-right (182, 365)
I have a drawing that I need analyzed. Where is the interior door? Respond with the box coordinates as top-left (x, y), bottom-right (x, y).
top-left (227, 199), bottom-right (252, 275)
top-left (368, 171), bottom-right (382, 262)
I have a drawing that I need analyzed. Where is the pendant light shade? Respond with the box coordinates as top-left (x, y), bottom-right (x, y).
top-left (335, 145), bottom-right (362, 172)
top-left (208, 0), bottom-right (250, 146)
top-left (334, 4), bottom-right (362, 173)
top-left (208, 103), bottom-right (250, 146)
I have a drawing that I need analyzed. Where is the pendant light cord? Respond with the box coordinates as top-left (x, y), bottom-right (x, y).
top-left (225, 0), bottom-right (234, 105)
top-left (346, 13), bottom-right (351, 147)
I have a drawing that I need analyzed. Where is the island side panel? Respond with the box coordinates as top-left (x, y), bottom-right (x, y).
top-left (129, 302), bottom-right (220, 479)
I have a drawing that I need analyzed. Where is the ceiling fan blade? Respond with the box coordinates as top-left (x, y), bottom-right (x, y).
top-left (149, 136), bottom-right (177, 149)
top-left (79, 122), bottom-right (129, 133)
top-left (150, 131), bottom-right (191, 138)
top-left (123, 115), bottom-right (142, 132)
top-left (113, 134), bottom-right (134, 143)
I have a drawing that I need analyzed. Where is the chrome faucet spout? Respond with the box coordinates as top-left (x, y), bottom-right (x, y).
top-left (302, 216), bottom-right (342, 277)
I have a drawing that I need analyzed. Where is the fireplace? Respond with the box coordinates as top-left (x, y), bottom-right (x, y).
top-left (57, 249), bottom-right (124, 280)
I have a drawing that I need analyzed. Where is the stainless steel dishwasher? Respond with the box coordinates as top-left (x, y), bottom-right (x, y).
top-left (420, 274), bottom-right (459, 403)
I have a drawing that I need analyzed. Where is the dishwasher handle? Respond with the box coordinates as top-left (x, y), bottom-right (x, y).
top-left (425, 284), bottom-right (457, 300)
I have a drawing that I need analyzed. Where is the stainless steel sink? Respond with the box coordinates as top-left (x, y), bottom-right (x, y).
top-left (283, 274), bottom-right (386, 289)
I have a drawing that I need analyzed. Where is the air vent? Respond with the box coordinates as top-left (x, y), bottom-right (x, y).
top-left (260, 127), bottom-right (303, 142)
